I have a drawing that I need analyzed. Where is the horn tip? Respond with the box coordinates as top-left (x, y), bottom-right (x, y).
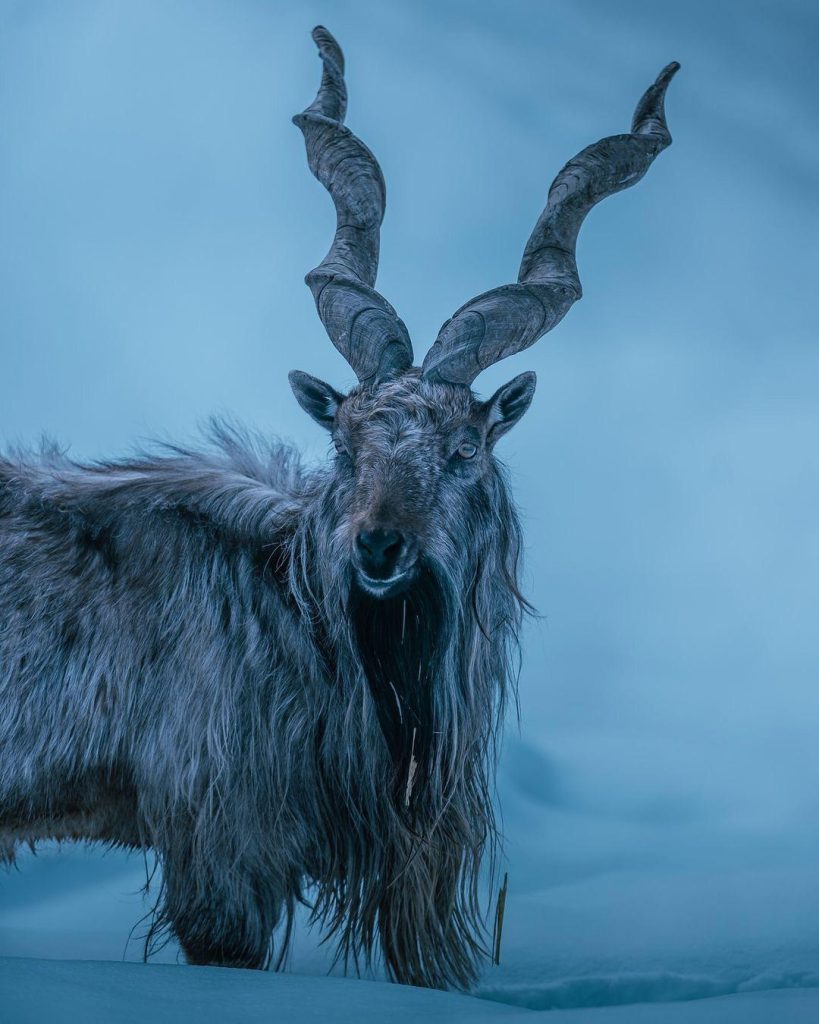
top-left (311, 25), bottom-right (344, 71)
top-left (657, 61), bottom-right (681, 88)
top-left (631, 60), bottom-right (680, 136)
top-left (311, 25), bottom-right (332, 45)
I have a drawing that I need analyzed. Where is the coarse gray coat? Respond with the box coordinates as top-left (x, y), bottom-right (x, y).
top-left (0, 26), bottom-right (677, 990)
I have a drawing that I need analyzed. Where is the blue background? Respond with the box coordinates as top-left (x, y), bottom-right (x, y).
top-left (1, 0), bottom-right (818, 1006)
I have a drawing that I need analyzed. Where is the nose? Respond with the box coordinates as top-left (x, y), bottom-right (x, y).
top-left (356, 528), bottom-right (406, 580)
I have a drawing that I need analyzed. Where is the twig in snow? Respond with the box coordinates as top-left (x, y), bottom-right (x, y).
top-left (492, 872), bottom-right (508, 966)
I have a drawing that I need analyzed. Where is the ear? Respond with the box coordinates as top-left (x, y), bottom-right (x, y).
top-left (288, 370), bottom-right (344, 430)
top-left (481, 371), bottom-right (537, 445)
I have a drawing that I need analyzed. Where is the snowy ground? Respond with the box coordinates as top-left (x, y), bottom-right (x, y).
top-left (3, 957), bottom-right (819, 1024)
top-left (4, 819), bottom-right (819, 1020)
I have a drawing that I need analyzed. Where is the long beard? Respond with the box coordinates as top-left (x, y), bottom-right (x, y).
top-left (348, 565), bottom-right (451, 815)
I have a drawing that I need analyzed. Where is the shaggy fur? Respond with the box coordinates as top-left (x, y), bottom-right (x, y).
top-left (0, 21), bottom-right (676, 989)
top-left (0, 372), bottom-right (527, 990)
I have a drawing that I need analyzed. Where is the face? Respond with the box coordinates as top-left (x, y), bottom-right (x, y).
top-left (289, 368), bottom-right (536, 599)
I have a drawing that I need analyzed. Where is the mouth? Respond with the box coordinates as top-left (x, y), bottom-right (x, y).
top-left (355, 567), bottom-right (415, 599)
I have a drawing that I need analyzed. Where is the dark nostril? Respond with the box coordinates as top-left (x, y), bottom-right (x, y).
top-left (356, 529), bottom-right (405, 576)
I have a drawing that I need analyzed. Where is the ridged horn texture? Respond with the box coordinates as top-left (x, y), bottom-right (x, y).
top-left (293, 27), bottom-right (414, 384)
top-left (421, 61), bottom-right (680, 386)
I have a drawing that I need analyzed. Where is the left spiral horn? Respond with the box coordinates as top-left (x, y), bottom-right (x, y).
top-left (293, 26), bottom-right (414, 384)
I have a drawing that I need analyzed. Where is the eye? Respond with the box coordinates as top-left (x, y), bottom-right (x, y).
top-left (457, 441), bottom-right (478, 460)
top-left (333, 438), bottom-right (351, 459)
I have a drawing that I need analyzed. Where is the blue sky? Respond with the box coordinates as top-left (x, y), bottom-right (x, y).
top-left (1, 0), bottom-right (818, 994)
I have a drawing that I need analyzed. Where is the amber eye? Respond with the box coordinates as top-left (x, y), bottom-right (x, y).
top-left (457, 442), bottom-right (478, 460)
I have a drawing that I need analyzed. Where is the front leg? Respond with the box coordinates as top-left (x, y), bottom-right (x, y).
top-left (161, 847), bottom-right (285, 969)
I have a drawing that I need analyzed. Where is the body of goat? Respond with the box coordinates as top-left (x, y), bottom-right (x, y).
top-left (0, 410), bottom-right (522, 989)
top-left (0, 24), bottom-right (676, 991)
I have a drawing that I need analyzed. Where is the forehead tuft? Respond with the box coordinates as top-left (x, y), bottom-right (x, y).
top-left (339, 372), bottom-right (474, 429)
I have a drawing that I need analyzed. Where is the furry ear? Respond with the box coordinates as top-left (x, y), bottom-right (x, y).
top-left (481, 371), bottom-right (537, 445)
top-left (288, 370), bottom-right (344, 430)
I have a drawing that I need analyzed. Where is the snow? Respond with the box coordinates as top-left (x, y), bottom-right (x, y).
top-left (3, 958), bottom-right (819, 1024)
top-left (1, 958), bottom-right (524, 1024)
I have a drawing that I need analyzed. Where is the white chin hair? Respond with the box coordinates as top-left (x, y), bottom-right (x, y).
top-left (358, 571), bottom-right (407, 595)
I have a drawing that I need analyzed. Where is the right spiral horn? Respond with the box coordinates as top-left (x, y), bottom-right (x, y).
top-left (421, 61), bottom-right (680, 387)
